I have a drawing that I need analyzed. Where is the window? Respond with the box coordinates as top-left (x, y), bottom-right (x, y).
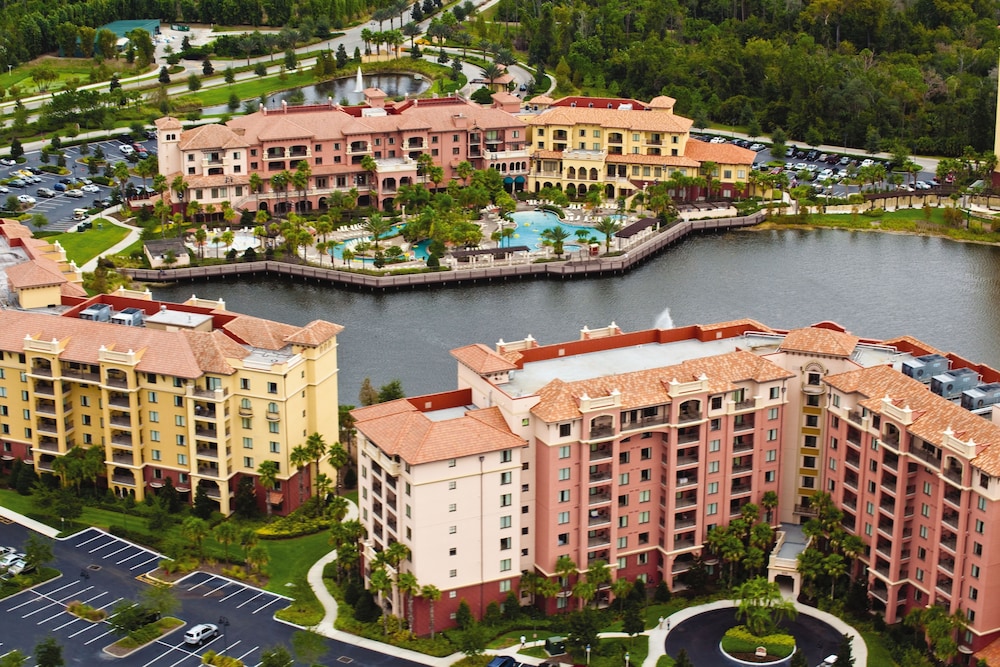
top-left (559, 445), bottom-right (571, 459)
top-left (640, 469), bottom-right (651, 482)
top-left (975, 519), bottom-right (985, 533)
top-left (449, 503), bottom-right (457, 512)
top-left (558, 533), bottom-right (569, 546)
top-left (244, 456), bottom-right (254, 468)
top-left (151, 450), bottom-right (161, 461)
top-left (557, 511), bottom-right (570, 524)
top-left (558, 490), bottom-right (570, 503)
top-left (450, 570), bottom-right (457, 578)
top-left (865, 523), bottom-right (872, 536)
top-left (710, 418), bottom-right (721, 431)
top-left (917, 546), bottom-right (926, 560)
top-left (267, 382), bottom-right (277, 394)
top-left (804, 456), bottom-right (816, 468)
top-left (241, 418), bottom-right (252, 429)
top-left (448, 458), bottom-right (456, 467)
top-left (764, 471), bottom-right (775, 482)
top-left (177, 453), bottom-right (187, 465)
top-left (500, 471), bottom-right (512, 485)
top-left (174, 396), bottom-right (183, 407)
top-left (448, 481), bottom-right (456, 490)
top-left (619, 473), bottom-right (629, 485)
top-left (637, 553), bottom-right (648, 565)
top-left (148, 391), bottom-right (157, 403)
top-left (559, 467), bottom-right (570, 481)
top-left (919, 525), bottom-right (928, 538)
top-left (499, 580), bottom-right (511, 593)
top-left (617, 536), bottom-right (627, 548)
top-left (915, 568), bottom-right (924, 581)
top-left (269, 441), bottom-right (280, 453)
top-left (500, 537), bottom-right (511, 550)
top-left (639, 511), bottom-right (650, 523)
top-left (972, 564), bottom-right (980, 578)
top-left (500, 559), bottom-right (511, 572)
top-left (449, 548), bottom-right (457, 556)
top-left (501, 449), bottom-right (512, 463)
top-left (767, 429), bottom-right (778, 441)
top-left (709, 461), bottom-right (721, 474)
top-left (559, 423), bottom-right (572, 437)
top-left (866, 502), bottom-right (874, 515)
top-left (920, 503), bottom-right (930, 517)
top-left (618, 494), bottom-right (628, 507)
top-left (829, 459), bottom-right (837, 471)
top-left (619, 451), bottom-right (630, 464)
top-left (501, 493), bottom-right (513, 506)
top-left (150, 430), bottom-right (160, 442)
top-left (618, 557), bottom-right (627, 570)
top-left (978, 496), bottom-right (987, 511)
top-left (770, 387), bottom-right (780, 399)
top-left (619, 516), bottom-right (628, 528)
top-left (709, 439), bottom-right (721, 452)
top-left (973, 542), bottom-right (983, 556)
top-left (970, 586), bottom-right (979, 601)
top-left (708, 482), bottom-right (718, 494)
top-left (450, 525), bottom-right (458, 534)
top-left (268, 422), bottom-right (280, 434)
top-left (639, 490), bottom-right (650, 502)
top-left (768, 407), bottom-right (779, 420)
top-left (766, 449), bottom-right (777, 462)
top-left (641, 447), bottom-right (652, 460)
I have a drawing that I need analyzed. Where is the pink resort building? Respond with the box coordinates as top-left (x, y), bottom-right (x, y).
top-left (352, 320), bottom-right (1000, 660)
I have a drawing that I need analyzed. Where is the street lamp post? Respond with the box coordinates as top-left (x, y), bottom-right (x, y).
top-left (6, 65), bottom-right (11, 77)
top-left (217, 616), bottom-right (230, 656)
top-left (625, 652), bottom-right (630, 667)
top-left (586, 644), bottom-right (591, 665)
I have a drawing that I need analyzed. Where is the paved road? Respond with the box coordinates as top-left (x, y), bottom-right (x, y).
top-left (665, 607), bottom-right (842, 666)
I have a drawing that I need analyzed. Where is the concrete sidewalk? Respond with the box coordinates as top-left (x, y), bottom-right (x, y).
top-left (80, 208), bottom-right (142, 273)
top-left (0, 505), bottom-right (60, 538)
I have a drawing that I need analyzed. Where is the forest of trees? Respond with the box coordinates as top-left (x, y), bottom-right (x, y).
top-left (492, 0), bottom-right (999, 156)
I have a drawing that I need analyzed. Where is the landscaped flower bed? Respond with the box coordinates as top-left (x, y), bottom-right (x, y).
top-left (66, 600), bottom-right (107, 621)
top-left (721, 625), bottom-right (796, 661)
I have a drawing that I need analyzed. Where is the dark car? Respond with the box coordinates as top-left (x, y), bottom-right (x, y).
top-left (53, 182), bottom-right (68, 192)
top-left (92, 197), bottom-right (113, 209)
top-left (59, 178), bottom-right (73, 185)
top-left (145, 129), bottom-right (157, 139)
top-left (8, 179), bottom-right (26, 188)
top-left (117, 133), bottom-right (132, 143)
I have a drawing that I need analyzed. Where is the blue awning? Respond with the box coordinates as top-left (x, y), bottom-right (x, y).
top-left (503, 176), bottom-right (514, 184)
top-left (515, 175), bottom-right (526, 183)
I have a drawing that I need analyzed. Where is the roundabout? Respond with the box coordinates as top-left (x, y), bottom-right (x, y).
top-left (665, 605), bottom-right (849, 667)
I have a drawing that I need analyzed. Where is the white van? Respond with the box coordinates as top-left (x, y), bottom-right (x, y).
top-left (73, 208), bottom-right (88, 221)
top-left (184, 623), bottom-right (218, 645)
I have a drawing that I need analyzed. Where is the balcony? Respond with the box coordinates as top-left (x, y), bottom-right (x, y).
top-left (676, 493), bottom-right (697, 509)
top-left (944, 487), bottom-right (961, 507)
top-left (35, 438), bottom-right (59, 453)
top-left (942, 512), bottom-right (959, 530)
top-left (35, 400), bottom-right (57, 416)
top-left (733, 401), bottom-right (756, 415)
top-left (874, 562), bottom-right (891, 579)
top-left (34, 381), bottom-right (55, 396)
top-left (109, 414), bottom-right (134, 428)
top-left (587, 549), bottom-right (610, 563)
top-left (676, 452), bottom-right (699, 468)
top-left (731, 481), bottom-right (752, 496)
top-left (266, 410), bottom-right (280, 422)
top-left (944, 466), bottom-right (963, 484)
top-left (733, 436), bottom-right (754, 453)
top-left (589, 424), bottom-right (615, 440)
top-left (940, 535), bottom-right (957, 552)
top-left (870, 584), bottom-right (889, 603)
top-left (844, 473), bottom-right (859, 490)
top-left (842, 496), bottom-right (857, 512)
top-left (35, 457), bottom-right (55, 472)
top-left (36, 418), bottom-right (59, 436)
top-left (883, 454), bottom-right (899, 472)
top-left (674, 512), bottom-right (696, 530)
top-left (108, 394), bottom-right (130, 408)
top-left (110, 433), bottom-right (135, 447)
top-left (677, 410), bottom-right (702, 424)
top-left (196, 446), bottom-right (219, 460)
top-left (193, 386), bottom-right (229, 400)
top-left (588, 510), bottom-right (610, 526)
top-left (845, 452), bottom-right (860, 469)
top-left (677, 426), bottom-right (700, 445)
top-left (911, 446), bottom-right (940, 468)
top-left (30, 362), bottom-right (53, 377)
top-left (589, 466), bottom-right (612, 484)
top-left (674, 535), bottom-right (696, 550)
top-left (111, 451), bottom-right (134, 465)
top-left (879, 497), bottom-right (895, 513)
top-left (194, 404), bottom-right (217, 420)
top-left (732, 457), bottom-right (753, 475)
top-left (195, 426), bottom-right (218, 439)
top-left (676, 474), bottom-right (698, 488)
top-left (794, 504), bottom-right (819, 516)
top-left (112, 473), bottom-right (136, 486)
top-left (197, 466), bottom-right (220, 478)
top-left (621, 413), bottom-right (669, 431)
top-left (672, 556), bottom-right (696, 574)
top-left (104, 375), bottom-right (128, 389)
top-left (588, 491), bottom-right (611, 506)
top-left (938, 557), bottom-right (955, 574)
top-left (239, 405), bottom-right (253, 417)
top-left (590, 444), bottom-right (612, 461)
top-left (588, 531), bottom-right (611, 548)
top-left (878, 519), bottom-right (894, 536)
top-left (936, 578), bottom-right (953, 596)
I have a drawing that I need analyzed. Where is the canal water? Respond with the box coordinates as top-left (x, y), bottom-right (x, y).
top-left (152, 229), bottom-right (1000, 399)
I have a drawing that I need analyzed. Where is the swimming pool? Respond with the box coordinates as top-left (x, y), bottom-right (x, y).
top-left (506, 210), bottom-right (597, 251)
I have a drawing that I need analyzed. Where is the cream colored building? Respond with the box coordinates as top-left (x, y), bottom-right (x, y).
top-left (0, 289), bottom-right (342, 516)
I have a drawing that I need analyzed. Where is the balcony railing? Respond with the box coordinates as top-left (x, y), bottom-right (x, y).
top-left (944, 467), bottom-right (963, 484)
top-left (105, 376), bottom-right (128, 388)
top-left (794, 504), bottom-right (819, 516)
top-left (111, 452), bottom-right (133, 465)
top-left (111, 434), bottom-right (135, 447)
top-left (588, 534), bottom-right (611, 547)
top-left (911, 447), bottom-right (940, 468)
top-left (588, 492), bottom-right (611, 506)
top-left (196, 447), bottom-right (219, 460)
top-left (589, 470), bottom-right (612, 483)
top-left (112, 474), bottom-right (136, 486)
top-left (733, 400), bottom-right (756, 413)
top-left (676, 454), bottom-right (699, 468)
top-left (589, 425), bottom-right (614, 440)
top-left (939, 558), bottom-right (955, 574)
top-left (942, 513), bottom-right (959, 530)
top-left (674, 537), bottom-right (696, 550)
top-left (108, 394), bottom-right (130, 408)
top-left (109, 415), bottom-right (133, 428)
top-left (590, 445), bottom-right (612, 461)
top-left (30, 363), bottom-right (53, 377)
top-left (588, 511), bottom-right (610, 526)
top-left (195, 427), bottom-right (218, 439)
top-left (674, 515), bottom-right (696, 530)
top-left (239, 406), bottom-right (253, 417)
top-left (266, 411), bottom-right (280, 422)
top-left (197, 466), bottom-right (220, 478)
top-left (732, 462), bottom-right (753, 475)
top-left (940, 536), bottom-right (957, 552)
top-left (621, 414), bottom-right (669, 431)
top-left (676, 495), bottom-right (697, 509)
top-left (677, 411), bottom-right (703, 424)
top-left (676, 475), bottom-right (697, 488)
top-left (35, 439), bottom-right (59, 452)
top-left (733, 437), bottom-right (754, 453)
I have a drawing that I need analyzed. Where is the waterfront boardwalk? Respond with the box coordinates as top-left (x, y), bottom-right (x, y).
top-left (125, 212), bottom-right (765, 291)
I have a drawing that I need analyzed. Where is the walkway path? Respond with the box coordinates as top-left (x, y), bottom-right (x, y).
top-left (80, 207), bottom-right (143, 273)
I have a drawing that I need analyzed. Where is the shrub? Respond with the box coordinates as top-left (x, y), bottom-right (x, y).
top-left (201, 649), bottom-right (244, 666)
top-left (721, 625), bottom-right (795, 659)
top-left (66, 600), bottom-right (107, 621)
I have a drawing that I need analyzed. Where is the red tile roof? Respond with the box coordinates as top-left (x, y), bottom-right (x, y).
top-left (684, 139), bottom-right (756, 166)
top-left (780, 327), bottom-right (860, 357)
top-left (451, 344), bottom-right (517, 374)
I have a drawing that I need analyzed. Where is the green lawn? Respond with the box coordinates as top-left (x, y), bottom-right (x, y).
top-left (863, 630), bottom-right (898, 667)
top-left (49, 221), bottom-right (128, 264)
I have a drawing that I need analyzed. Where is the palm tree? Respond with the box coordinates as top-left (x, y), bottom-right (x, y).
top-left (824, 553), bottom-right (847, 599)
top-left (181, 516), bottom-right (210, 561)
top-left (213, 522), bottom-right (240, 565)
top-left (593, 216), bottom-right (620, 252)
top-left (481, 62), bottom-right (503, 90)
top-left (610, 577), bottom-right (633, 614)
top-left (369, 567), bottom-right (393, 634)
top-left (363, 213), bottom-right (392, 251)
top-left (327, 441), bottom-right (349, 495)
top-left (700, 161), bottom-right (718, 201)
top-left (555, 554), bottom-right (577, 609)
top-left (293, 160), bottom-right (311, 211)
top-left (257, 460), bottom-right (280, 518)
top-left (456, 160), bottom-right (474, 186)
top-left (135, 156), bottom-right (157, 192)
top-left (304, 432), bottom-right (328, 497)
top-left (113, 160), bottom-right (131, 202)
top-left (246, 544), bottom-right (270, 575)
top-left (194, 227), bottom-right (208, 258)
top-left (360, 29), bottom-right (374, 54)
top-left (398, 571), bottom-right (419, 631)
top-left (249, 172), bottom-right (263, 208)
top-left (290, 445), bottom-right (312, 503)
top-left (541, 225), bottom-right (571, 258)
top-left (761, 490), bottom-right (779, 524)
top-left (361, 155), bottom-right (378, 198)
top-left (419, 584), bottom-right (443, 637)
top-left (171, 175), bottom-right (188, 205)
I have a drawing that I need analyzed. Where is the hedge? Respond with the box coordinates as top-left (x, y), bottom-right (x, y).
top-left (721, 625), bottom-right (796, 659)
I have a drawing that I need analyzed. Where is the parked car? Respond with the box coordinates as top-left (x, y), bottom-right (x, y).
top-left (806, 150), bottom-right (818, 160)
top-left (7, 559), bottom-right (31, 575)
top-left (8, 179), bottom-right (26, 188)
top-left (0, 186), bottom-right (8, 194)
top-left (486, 658), bottom-right (517, 667)
top-left (117, 133), bottom-right (132, 143)
top-left (0, 158), bottom-right (15, 166)
top-left (81, 184), bottom-right (100, 193)
top-left (58, 178), bottom-right (73, 185)
top-left (0, 552), bottom-right (25, 569)
top-left (28, 167), bottom-right (44, 175)
top-left (16, 195), bottom-right (35, 205)
top-left (184, 624), bottom-right (219, 645)
top-left (839, 155), bottom-right (851, 165)
top-left (65, 189), bottom-right (84, 198)
top-left (93, 197), bottom-right (113, 209)
top-left (119, 145), bottom-right (135, 155)
top-left (785, 146), bottom-right (796, 157)
top-left (37, 188), bottom-right (56, 198)
top-left (145, 129), bottom-right (157, 139)
top-left (53, 183), bottom-right (67, 192)
top-left (915, 180), bottom-right (931, 190)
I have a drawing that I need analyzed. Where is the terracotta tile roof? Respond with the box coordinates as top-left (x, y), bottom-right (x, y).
top-left (648, 96), bottom-right (676, 109)
top-left (451, 344), bottom-right (517, 374)
top-left (7, 260), bottom-right (65, 288)
top-left (221, 315), bottom-right (301, 350)
top-left (825, 365), bottom-right (1000, 474)
top-left (0, 219), bottom-right (36, 240)
top-left (284, 320), bottom-right (344, 346)
top-left (364, 87), bottom-right (388, 98)
top-left (182, 173), bottom-right (250, 189)
top-left (0, 310), bottom-right (206, 378)
top-left (491, 91), bottom-right (521, 105)
top-left (605, 153), bottom-right (700, 168)
top-left (180, 329), bottom-right (246, 375)
top-left (699, 318), bottom-right (773, 332)
top-left (155, 116), bottom-right (183, 130)
top-left (684, 139), bottom-right (756, 166)
top-left (179, 123), bottom-right (249, 151)
top-left (780, 327), bottom-right (860, 357)
top-left (881, 335), bottom-right (947, 357)
top-left (529, 95), bottom-right (554, 105)
top-left (525, 105), bottom-right (693, 134)
top-left (531, 349), bottom-right (793, 422)
top-left (352, 401), bottom-right (524, 464)
top-left (60, 282), bottom-right (87, 298)
top-left (533, 150), bottom-right (563, 159)
top-left (974, 637), bottom-right (1000, 666)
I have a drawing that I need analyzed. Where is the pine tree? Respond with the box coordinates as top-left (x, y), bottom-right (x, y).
top-left (674, 649), bottom-right (694, 667)
top-left (358, 378), bottom-right (378, 406)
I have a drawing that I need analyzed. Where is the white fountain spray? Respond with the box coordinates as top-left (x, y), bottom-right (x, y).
top-left (353, 67), bottom-right (364, 93)
top-left (654, 307), bottom-right (675, 330)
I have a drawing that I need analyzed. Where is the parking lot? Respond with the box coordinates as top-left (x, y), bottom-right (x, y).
top-left (0, 522), bottom-right (423, 667)
top-left (0, 135), bottom-right (157, 232)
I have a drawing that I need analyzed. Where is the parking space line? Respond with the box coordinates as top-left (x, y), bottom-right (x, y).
top-left (131, 555), bottom-right (160, 571)
top-left (235, 591), bottom-right (264, 608)
top-left (51, 616), bottom-right (81, 631)
top-left (37, 609), bottom-right (68, 625)
top-left (97, 597), bottom-right (123, 611)
top-left (117, 550), bottom-right (148, 565)
top-left (220, 588), bottom-right (245, 602)
top-left (89, 539), bottom-right (117, 554)
top-left (81, 591), bottom-right (108, 606)
top-left (69, 623), bottom-right (102, 638)
top-left (83, 629), bottom-right (113, 645)
top-left (252, 597), bottom-right (283, 614)
top-left (184, 574), bottom-right (213, 591)
top-left (104, 544), bottom-right (132, 558)
top-left (236, 645), bottom-right (258, 663)
top-left (202, 582), bottom-right (229, 597)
